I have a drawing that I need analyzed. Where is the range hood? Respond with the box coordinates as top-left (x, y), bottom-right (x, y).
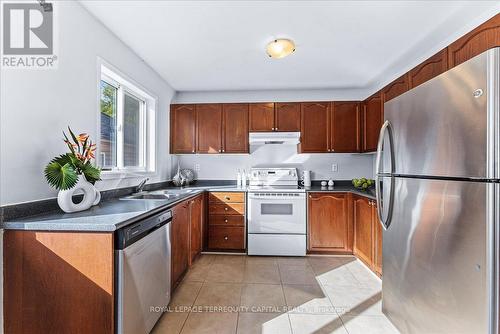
top-left (249, 132), bottom-right (300, 145)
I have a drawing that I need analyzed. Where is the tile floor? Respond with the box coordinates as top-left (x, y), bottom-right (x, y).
top-left (152, 254), bottom-right (399, 334)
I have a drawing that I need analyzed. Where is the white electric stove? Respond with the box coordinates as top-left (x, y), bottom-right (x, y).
top-left (247, 167), bottom-right (306, 256)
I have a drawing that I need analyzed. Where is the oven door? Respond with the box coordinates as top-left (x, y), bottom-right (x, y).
top-left (248, 192), bottom-right (306, 234)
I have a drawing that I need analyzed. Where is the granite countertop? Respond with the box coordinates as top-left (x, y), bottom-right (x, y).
top-left (304, 185), bottom-right (376, 200)
top-left (2, 182), bottom-right (375, 232)
top-left (2, 184), bottom-right (246, 232)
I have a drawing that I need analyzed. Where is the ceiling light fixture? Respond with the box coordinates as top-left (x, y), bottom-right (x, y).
top-left (266, 38), bottom-right (295, 59)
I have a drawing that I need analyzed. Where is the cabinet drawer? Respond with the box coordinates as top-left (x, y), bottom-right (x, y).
top-left (208, 226), bottom-right (245, 250)
top-left (209, 203), bottom-right (245, 215)
top-left (209, 192), bottom-right (245, 203)
top-left (209, 215), bottom-right (245, 226)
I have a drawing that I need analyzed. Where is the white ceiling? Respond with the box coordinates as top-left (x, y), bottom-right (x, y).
top-left (80, 1), bottom-right (500, 98)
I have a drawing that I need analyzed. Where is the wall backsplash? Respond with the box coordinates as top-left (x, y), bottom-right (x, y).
top-left (173, 145), bottom-right (375, 181)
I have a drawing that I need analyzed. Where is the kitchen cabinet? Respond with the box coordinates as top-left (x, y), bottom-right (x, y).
top-left (4, 231), bottom-right (114, 334)
top-left (373, 201), bottom-right (383, 276)
top-left (409, 49), bottom-right (449, 89)
top-left (223, 103), bottom-right (249, 153)
top-left (382, 74), bottom-right (409, 103)
top-left (189, 194), bottom-right (204, 265)
top-left (196, 104), bottom-right (223, 153)
top-left (170, 104), bottom-right (196, 153)
top-left (249, 102), bottom-right (300, 132)
top-left (307, 192), bottom-right (352, 253)
top-left (249, 103), bottom-right (275, 131)
top-left (331, 102), bottom-right (360, 153)
top-left (361, 93), bottom-right (383, 152)
top-left (275, 102), bottom-right (301, 131)
top-left (207, 192), bottom-right (245, 251)
top-left (353, 196), bottom-right (373, 266)
top-left (171, 200), bottom-right (190, 289)
top-left (299, 102), bottom-right (330, 153)
top-left (448, 13), bottom-right (500, 68)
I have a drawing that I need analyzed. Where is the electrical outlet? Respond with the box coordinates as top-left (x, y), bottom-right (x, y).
top-left (332, 164), bottom-right (338, 172)
top-left (194, 163), bottom-right (200, 172)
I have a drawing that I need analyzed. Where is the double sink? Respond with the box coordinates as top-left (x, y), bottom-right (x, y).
top-left (121, 188), bottom-right (196, 200)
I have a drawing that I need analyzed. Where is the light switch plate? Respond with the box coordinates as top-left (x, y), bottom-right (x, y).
top-left (194, 163), bottom-right (200, 172)
top-left (332, 164), bottom-right (338, 172)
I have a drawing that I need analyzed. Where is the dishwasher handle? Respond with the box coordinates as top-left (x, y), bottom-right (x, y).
top-left (116, 210), bottom-right (172, 250)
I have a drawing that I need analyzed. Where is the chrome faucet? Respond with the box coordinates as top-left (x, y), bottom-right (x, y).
top-left (136, 178), bottom-right (149, 193)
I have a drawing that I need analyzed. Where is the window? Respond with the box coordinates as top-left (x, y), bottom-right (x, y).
top-left (99, 63), bottom-right (156, 173)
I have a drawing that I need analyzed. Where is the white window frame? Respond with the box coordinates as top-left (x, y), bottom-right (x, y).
top-left (98, 59), bottom-right (157, 177)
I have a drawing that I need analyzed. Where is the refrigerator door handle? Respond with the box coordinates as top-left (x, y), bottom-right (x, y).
top-left (375, 120), bottom-right (395, 230)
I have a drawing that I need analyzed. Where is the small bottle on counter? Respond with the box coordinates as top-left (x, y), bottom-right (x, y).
top-left (237, 169), bottom-right (242, 188)
top-left (242, 169), bottom-right (247, 188)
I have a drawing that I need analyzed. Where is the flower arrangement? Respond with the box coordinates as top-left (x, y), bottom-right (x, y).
top-left (44, 127), bottom-right (101, 190)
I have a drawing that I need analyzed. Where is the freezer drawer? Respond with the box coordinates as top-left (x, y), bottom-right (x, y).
top-left (381, 176), bottom-right (491, 334)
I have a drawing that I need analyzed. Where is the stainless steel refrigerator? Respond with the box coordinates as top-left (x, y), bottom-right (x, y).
top-left (376, 47), bottom-right (499, 334)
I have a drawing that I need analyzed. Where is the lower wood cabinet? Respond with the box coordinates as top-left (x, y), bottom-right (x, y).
top-left (172, 194), bottom-right (205, 288)
top-left (307, 192), bottom-right (352, 253)
top-left (353, 195), bottom-right (382, 277)
top-left (4, 231), bottom-right (114, 334)
top-left (207, 192), bottom-right (245, 251)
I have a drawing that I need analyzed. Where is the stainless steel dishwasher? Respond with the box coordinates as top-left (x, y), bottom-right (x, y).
top-left (116, 210), bottom-right (172, 334)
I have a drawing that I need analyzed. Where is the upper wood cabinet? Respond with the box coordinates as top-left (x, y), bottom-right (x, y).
top-left (448, 13), bottom-right (500, 68)
top-left (275, 103), bottom-right (301, 131)
top-left (308, 192), bottom-right (351, 253)
top-left (223, 104), bottom-right (249, 153)
top-left (299, 102), bottom-right (330, 153)
top-left (362, 94), bottom-right (383, 152)
top-left (196, 104), bottom-right (222, 153)
top-left (249, 102), bottom-right (301, 132)
top-left (353, 196), bottom-right (373, 266)
top-left (170, 104), bottom-right (196, 154)
top-left (249, 103), bottom-right (275, 131)
top-left (331, 102), bottom-right (360, 153)
top-left (383, 74), bottom-right (409, 103)
top-left (409, 49), bottom-right (448, 89)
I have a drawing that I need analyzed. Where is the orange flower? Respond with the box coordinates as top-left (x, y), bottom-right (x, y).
top-left (77, 133), bottom-right (89, 143)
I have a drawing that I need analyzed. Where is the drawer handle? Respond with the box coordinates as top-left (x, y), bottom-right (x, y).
top-left (224, 236), bottom-right (229, 240)
top-left (225, 196), bottom-right (230, 200)
top-left (224, 219), bottom-right (228, 223)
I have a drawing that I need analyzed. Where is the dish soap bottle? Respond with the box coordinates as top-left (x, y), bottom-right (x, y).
top-left (237, 169), bottom-right (242, 188)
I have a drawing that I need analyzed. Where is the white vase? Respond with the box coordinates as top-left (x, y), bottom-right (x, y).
top-left (57, 176), bottom-right (97, 213)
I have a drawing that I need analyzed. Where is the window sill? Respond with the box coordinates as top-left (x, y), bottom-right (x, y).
top-left (100, 170), bottom-right (156, 180)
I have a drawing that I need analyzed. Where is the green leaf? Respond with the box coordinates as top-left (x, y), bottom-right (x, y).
top-left (82, 163), bottom-right (101, 185)
top-left (67, 127), bottom-right (80, 151)
top-left (44, 161), bottom-right (78, 190)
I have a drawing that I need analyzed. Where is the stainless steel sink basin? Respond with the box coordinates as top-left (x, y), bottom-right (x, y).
top-left (121, 193), bottom-right (176, 200)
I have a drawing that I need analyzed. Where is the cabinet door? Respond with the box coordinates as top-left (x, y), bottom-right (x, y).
top-left (275, 102), bottom-right (301, 132)
top-left (448, 14), bottom-right (500, 68)
top-left (196, 104), bottom-right (222, 153)
top-left (331, 102), bottom-right (360, 153)
top-left (308, 193), bottom-right (350, 252)
top-left (171, 201), bottom-right (190, 289)
top-left (372, 202), bottom-right (383, 276)
top-left (189, 195), bottom-right (203, 265)
top-left (299, 102), bottom-right (330, 153)
top-left (170, 104), bottom-right (196, 153)
top-left (362, 94), bottom-right (383, 152)
top-left (249, 103), bottom-right (275, 131)
top-left (223, 103), bottom-right (249, 153)
top-left (353, 196), bottom-right (373, 266)
top-left (409, 49), bottom-right (448, 89)
top-left (382, 74), bottom-right (409, 103)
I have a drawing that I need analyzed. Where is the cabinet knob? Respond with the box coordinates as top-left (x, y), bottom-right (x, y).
top-left (272, 127), bottom-right (275, 131)
top-left (192, 150), bottom-right (195, 153)
top-left (225, 196), bottom-right (230, 200)
top-left (224, 236), bottom-right (228, 240)
top-left (224, 207), bottom-right (228, 211)
top-left (224, 219), bottom-right (228, 223)
top-left (276, 127), bottom-right (278, 131)
top-left (222, 149), bottom-right (225, 152)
